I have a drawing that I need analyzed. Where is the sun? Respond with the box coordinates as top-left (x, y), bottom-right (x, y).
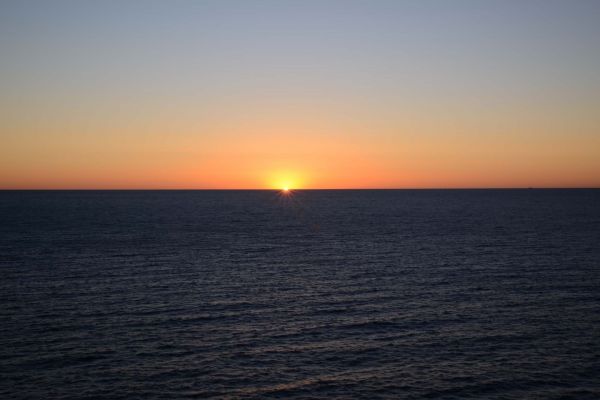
top-left (282, 186), bottom-right (290, 192)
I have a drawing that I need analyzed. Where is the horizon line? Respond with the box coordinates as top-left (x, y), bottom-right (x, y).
top-left (1, 187), bottom-right (599, 191)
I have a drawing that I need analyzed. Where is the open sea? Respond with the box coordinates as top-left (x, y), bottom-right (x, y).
top-left (1, 189), bottom-right (599, 399)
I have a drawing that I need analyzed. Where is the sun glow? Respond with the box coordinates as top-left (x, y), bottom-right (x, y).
top-left (267, 169), bottom-right (306, 191)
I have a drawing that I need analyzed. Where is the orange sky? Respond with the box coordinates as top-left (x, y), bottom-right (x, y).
top-left (2, 104), bottom-right (599, 189)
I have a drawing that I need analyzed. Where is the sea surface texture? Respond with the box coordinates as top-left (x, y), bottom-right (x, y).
top-left (1, 190), bottom-right (599, 399)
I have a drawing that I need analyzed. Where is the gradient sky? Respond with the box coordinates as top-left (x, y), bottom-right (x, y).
top-left (1, 0), bottom-right (599, 189)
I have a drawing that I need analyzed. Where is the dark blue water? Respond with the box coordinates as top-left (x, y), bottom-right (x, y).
top-left (1, 190), bottom-right (599, 399)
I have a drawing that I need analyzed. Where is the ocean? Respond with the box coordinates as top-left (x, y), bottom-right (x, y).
top-left (1, 189), bottom-right (599, 399)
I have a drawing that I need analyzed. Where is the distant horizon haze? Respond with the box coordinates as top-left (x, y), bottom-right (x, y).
top-left (1, 187), bottom-right (599, 191)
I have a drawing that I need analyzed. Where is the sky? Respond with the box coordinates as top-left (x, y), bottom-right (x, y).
top-left (1, 0), bottom-right (599, 189)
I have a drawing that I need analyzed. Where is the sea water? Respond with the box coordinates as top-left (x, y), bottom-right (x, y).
top-left (1, 189), bottom-right (599, 399)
